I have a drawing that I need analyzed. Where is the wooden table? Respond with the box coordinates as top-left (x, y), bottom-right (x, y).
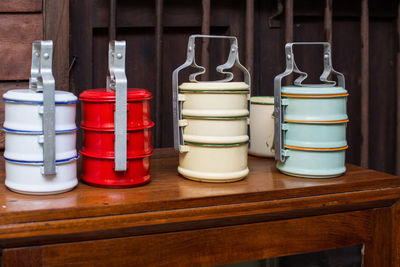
top-left (1, 149), bottom-right (400, 266)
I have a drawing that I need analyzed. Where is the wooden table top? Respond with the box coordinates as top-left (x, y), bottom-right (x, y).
top-left (0, 148), bottom-right (399, 225)
top-left (0, 148), bottom-right (399, 247)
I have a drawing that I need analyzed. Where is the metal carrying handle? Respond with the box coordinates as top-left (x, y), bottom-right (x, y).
top-left (107, 41), bottom-right (128, 171)
top-left (172, 34), bottom-right (251, 153)
top-left (29, 40), bottom-right (56, 175)
top-left (274, 42), bottom-right (345, 162)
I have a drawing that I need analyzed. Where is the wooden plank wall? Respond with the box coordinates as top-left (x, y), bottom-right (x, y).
top-left (0, 0), bottom-right (69, 149)
top-left (70, 0), bottom-right (398, 175)
top-left (0, 0), bottom-right (43, 148)
top-left (43, 0), bottom-right (70, 92)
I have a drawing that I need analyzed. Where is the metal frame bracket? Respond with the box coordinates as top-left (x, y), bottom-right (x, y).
top-left (29, 40), bottom-right (56, 175)
top-left (172, 34), bottom-right (251, 153)
top-left (107, 40), bottom-right (128, 171)
top-left (274, 42), bottom-right (345, 162)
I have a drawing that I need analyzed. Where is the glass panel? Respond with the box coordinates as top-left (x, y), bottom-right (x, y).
top-left (215, 245), bottom-right (362, 267)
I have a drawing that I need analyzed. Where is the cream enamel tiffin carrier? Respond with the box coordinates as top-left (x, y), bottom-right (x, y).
top-left (3, 41), bottom-right (78, 194)
top-left (274, 42), bottom-right (348, 178)
top-left (248, 96), bottom-right (275, 157)
top-left (173, 35), bottom-right (251, 182)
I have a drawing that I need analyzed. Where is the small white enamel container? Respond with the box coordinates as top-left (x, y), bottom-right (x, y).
top-left (249, 96), bottom-right (274, 157)
top-left (3, 89), bottom-right (78, 195)
top-left (5, 156), bottom-right (78, 195)
top-left (3, 89), bottom-right (77, 132)
top-left (4, 129), bottom-right (77, 161)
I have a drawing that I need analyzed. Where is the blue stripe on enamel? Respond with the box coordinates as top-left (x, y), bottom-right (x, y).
top-left (4, 154), bottom-right (79, 164)
top-left (3, 98), bottom-right (78, 104)
top-left (2, 127), bottom-right (78, 134)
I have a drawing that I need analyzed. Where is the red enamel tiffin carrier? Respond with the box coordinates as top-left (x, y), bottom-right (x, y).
top-left (79, 41), bottom-right (154, 188)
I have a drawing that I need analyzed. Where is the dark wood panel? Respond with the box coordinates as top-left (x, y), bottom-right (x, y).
top-left (44, 0), bottom-right (69, 91)
top-left (0, 14), bottom-right (42, 80)
top-left (364, 208), bottom-right (392, 266)
top-left (0, 0), bottom-right (41, 12)
top-left (332, 19), bottom-right (362, 166)
top-left (369, 19), bottom-right (397, 173)
top-left (292, 0), bottom-right (397, 18)
top-left (292, 17), bottom-right (325, 84)
top-left (91, 0), bottom-right (238, 28)
top-left (256, 0), bottom-right (285, 97)
top-left (393, 201), bottom-right (400, 267)
top-left (69, 0), bottom-right (92, 95)
top-left (6, 211), bottom-right (372, 266)
top-left (2, 246), bottom-right (42, 267)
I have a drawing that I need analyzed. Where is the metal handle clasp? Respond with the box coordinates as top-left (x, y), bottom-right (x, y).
top-left (274, 42), bottom-right (345, 162)
top-left (172, 34), bottom-right (250, 153)
top-left (29, 40), bottom-right (56, 175)
top-left (107, 41), bottom-right (128, 171)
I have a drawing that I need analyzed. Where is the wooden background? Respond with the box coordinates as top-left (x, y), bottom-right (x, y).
top-left (70, 0), bottom-right (399, 176)
top-left (0, 0), bottom-right (69, 149)
top-left (0, 0), bottom-right (398, 176)
top-left (0, 1), bottom-right (42, 147)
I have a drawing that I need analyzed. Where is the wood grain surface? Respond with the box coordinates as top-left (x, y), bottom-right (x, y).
top-left (393, 201), bottom-right (400, 267)
top-left (2, 210), bottom-right (375, 267)
top-left (0, 0), bottom-right (41, 12)
top-left (0, 14), bottom-right (42, 80)
top-left (0, 150), bottom-right (399, 265)
top-left (44, 0), bottom-right (70, 91)
top-left (0, 152), bottom-right (399, 247)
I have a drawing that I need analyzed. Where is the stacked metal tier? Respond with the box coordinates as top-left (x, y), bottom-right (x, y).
top-left (3, 41), bottom-right (78, 195)
top-left (173, 35), bottom-right (251, 183)
top-left (274, 42), bottom-right (348, 178)
top-left (79, 88), bottom-right (153, 187)
top-left (79, 40), bottom-right (154, 188)
top-left (177, 82), bottom-right (250, 182)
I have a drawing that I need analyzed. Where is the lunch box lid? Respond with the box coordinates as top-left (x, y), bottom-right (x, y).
top-left (3, 89), bottom-right (78, 104)
top-left (79, 88), bottom-right (152, 102)
top-left (179, 82), bottom-right (249, 91)
top-left (250, 96), bottom-right (274, 105)
top-left (281, 86), bottom-right (347, 96)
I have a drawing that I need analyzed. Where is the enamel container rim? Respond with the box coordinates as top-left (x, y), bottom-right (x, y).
top-left (250, 96), bottom-right (274, 105)
top-left (179, 82), bottom-right (249, 91)
top-left (3, 89), bottom-right (78, 104)
top-left (281, 85), bottom-right (347, 95)
top-left (79, 88), bottom-right (152, 102)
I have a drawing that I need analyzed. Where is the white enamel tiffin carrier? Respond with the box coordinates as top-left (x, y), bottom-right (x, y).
top-left (274, 42), bottom-right (348, 178)
top-left (248, 96), bottom-right (275, 157)
top-left (3, 41), bottom-right (78, 195)
top-left (173, 35), bottom-right (251, 183)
